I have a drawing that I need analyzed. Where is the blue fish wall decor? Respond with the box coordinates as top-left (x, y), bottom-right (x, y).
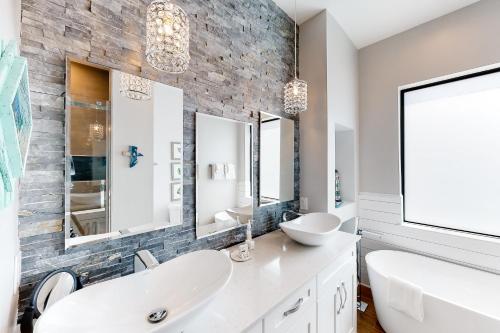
top-left (122, 145), bottom-right (144, 168)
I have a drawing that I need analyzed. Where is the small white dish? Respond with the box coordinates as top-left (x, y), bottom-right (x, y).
top-left (230, 250), bottom-right (252, 262)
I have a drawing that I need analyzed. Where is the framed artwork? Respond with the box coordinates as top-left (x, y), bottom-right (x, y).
top-left (171, 183), bottom-right (182, 201)
top-left (0, 40), bottom-right (32, 178)
top-left (171, 162), bottom-right (182, 181)
top-left (0, 40), bottom-right (32, 209)
top-left (171, 142), bottom-right (181, 160)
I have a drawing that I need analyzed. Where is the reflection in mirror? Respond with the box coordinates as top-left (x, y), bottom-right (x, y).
top-left (259, 112), bottom-right (294, 206)
top-left (196, 113), bottom-right (253, 238)
top-left (65, 59), bottom-right (184, 248)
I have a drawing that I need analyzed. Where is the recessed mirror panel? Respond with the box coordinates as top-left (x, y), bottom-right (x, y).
top-left (65, 59), bottom-right (183, 248)
top-left (259, 112), bottom-right (294, 206)
top-left (195, 113), bottom-right (253, 238)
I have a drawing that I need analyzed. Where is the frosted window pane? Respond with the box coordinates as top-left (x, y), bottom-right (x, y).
top-left (403, 70), bottom-right (500, 236)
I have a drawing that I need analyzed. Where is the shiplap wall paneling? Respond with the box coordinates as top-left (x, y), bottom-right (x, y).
top-left (358, 192), bottom-right (500, 286)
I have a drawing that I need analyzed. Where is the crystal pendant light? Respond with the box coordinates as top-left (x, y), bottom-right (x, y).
top-left (284, 0), bottom-right (307, 115)
top-left (120, 73), bottom-right (152, 100)
top-left (88, 102), bottom-right (104, 144)
top-left (89, 119), bottom-right (104, 142)
top-left (146, 0), bottom-right (190, 73)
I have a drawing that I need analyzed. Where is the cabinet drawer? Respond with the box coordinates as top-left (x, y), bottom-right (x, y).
top-left (288, 301), bottom-right (316, 333)
top-left (264, 278), bottom-right (316, 333)
top-left (317, 246), bottom-right (356, 299)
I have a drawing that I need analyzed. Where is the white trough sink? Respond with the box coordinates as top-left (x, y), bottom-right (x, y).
top-left (35, 250), bottom-right (233, 333)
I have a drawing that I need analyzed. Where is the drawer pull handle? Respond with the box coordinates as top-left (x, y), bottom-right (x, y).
top-left (283, 298), bottom-right (303, 317)
top-left (336, 286), bottom-right (343, 315)
top-left (341, 282), bottom-right (348, 309)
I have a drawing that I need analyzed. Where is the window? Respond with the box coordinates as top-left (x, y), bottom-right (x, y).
top-left (400, 66), bottom-right (500, 238)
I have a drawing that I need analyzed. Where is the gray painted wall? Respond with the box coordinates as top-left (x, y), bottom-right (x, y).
top-left (359, 0), bottom-right (500, 194)
top-left (299, 10), bottom-right (358, 215)
top-left (18, 0), bottom-right (299, 316)
top-left (299, 11), bottom-right (328, 212)
top-left (325, 11), bottom-right (359, 214)
top-left (358, 0), bottom-right (500, 285)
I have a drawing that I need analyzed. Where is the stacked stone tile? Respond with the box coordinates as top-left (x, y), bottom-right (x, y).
top-left (17, 0), bottom-right (300, 317)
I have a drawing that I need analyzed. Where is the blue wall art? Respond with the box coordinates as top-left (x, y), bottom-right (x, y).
top-left (0, 40), bottom-right (33, 210)
top-left (122, 145), bottom-right (144, 168)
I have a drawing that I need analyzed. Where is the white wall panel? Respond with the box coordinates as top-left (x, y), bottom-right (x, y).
top-left (359, 192), bottom-right (500, 285)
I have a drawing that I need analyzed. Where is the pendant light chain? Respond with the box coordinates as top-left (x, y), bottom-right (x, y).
top-left (283, 0), bottom-right (308, 114)
top-left (294, 0), bottom-right (297, 78)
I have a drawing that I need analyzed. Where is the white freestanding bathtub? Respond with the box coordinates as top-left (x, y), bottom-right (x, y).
top-left (366, 250), bottom-right (500, 333)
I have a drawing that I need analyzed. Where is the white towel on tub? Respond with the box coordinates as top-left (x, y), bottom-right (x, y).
top-left (387, 275), bottom-right (424, 322)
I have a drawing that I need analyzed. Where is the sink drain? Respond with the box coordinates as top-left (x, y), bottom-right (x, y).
top-left (147, 308), bottom-right (168, 324)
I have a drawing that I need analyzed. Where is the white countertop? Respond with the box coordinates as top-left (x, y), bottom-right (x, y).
top-left (184, 230), bottom-right (360, 333)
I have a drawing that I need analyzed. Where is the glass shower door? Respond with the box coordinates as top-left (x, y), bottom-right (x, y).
top-left (66, 97), bottom-right (110, 239)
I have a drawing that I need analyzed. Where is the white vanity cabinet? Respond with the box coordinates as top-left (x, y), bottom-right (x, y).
top-left (180, 232), bottom-right (360, 333)
top-left (243, 245), bottom-right (357, 333)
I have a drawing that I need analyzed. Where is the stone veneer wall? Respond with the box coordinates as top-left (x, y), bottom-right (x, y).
top-left (17, 0), bottom-right (299, 315)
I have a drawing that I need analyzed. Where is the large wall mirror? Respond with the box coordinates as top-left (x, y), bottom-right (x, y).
top-left (65, 59), bottom-right (183, 248)
top-left (196, 113), bottom-right (253, 238)
top-left (259, 112), bottom-right (295, 206)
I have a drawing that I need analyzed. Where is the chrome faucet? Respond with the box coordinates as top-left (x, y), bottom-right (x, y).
top-left (134, 250), bottom-right (159, 272)
top-left (282, 210), bottom-right (303, 222)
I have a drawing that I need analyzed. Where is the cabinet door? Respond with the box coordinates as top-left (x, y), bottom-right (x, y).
top-left (317, 253), bottom-right (356, 333)
top-left (317, 286), bottom-right (342, 333)
top-left (336, 258), bottom-right (356, 333)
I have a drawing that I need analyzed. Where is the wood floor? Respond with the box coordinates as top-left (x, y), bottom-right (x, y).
top-left (357, 285), bottom-right (386, 333)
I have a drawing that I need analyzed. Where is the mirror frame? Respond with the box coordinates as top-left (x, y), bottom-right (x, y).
top-left (63, 57), bottom-right (184, 249)
top-left (64, 57), bottom-right (112, 248)
top-left (258, 111), bottom-right (296, 207)
top-left (195, 112), bottom-right (254, 239)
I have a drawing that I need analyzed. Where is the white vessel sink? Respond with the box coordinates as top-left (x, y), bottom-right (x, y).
top-left (35, 250), bottom-right (233, 333)
top-left (280, 212), bottom-right (342, 246)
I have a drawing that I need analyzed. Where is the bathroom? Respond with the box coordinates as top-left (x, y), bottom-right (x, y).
top-left (0, 0), bottom-right (499, 332)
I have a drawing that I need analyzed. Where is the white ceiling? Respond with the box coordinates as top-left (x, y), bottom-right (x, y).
top-left (272, 0), bottom-right (480, 49)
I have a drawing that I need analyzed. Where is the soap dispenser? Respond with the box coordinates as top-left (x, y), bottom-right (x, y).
top-left (245, 219), bottom-right (255, 250)
top-left (335, 169), bottom-right (343, 208)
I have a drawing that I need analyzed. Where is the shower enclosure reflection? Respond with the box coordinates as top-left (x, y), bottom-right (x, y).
top-left (66, 61), bottom-right (110, 242)
top-left (65, 59), bottom-right (184, 247)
